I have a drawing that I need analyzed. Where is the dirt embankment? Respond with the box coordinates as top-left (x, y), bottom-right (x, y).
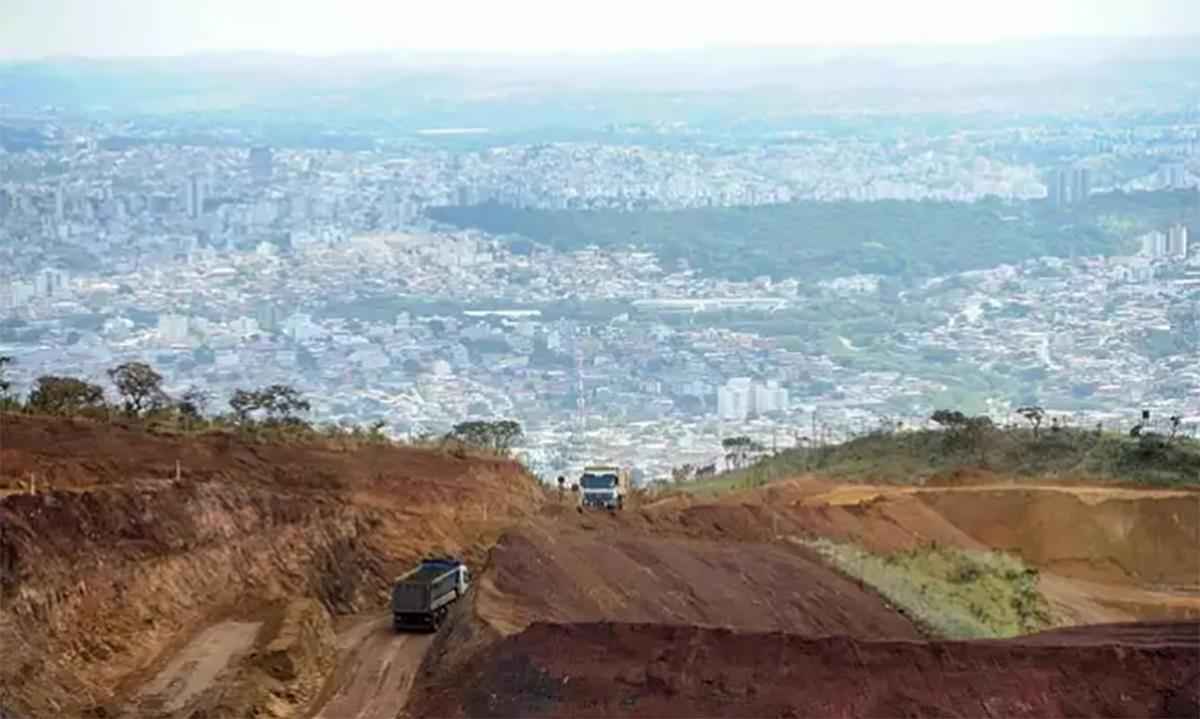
top-left (918, 488), bottom-right (1200, 589)
top-left (635, 478), bottom-right (1200, 622)
top-left (408, 477), bottom-right (1200, 718)
top-left (413, 620), bottom-right (1200, 719)
top-left (0, 414), bottom-right (541, 718)
top-left (475, 519), bottom-right (920, 639)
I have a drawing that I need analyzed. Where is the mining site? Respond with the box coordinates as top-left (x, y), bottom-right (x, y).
top-left (2, 414), bottom-right (1198, 718)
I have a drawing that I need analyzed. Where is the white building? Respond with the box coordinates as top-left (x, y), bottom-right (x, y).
top-left (157, 313), bottom-right (190, 344)
top-left (1168, 224), bottom-right (1190, 258)
top-left (184, 175), bottom-right (206, 218)
top-left (717, 377), bottom-right (754, 421)
top-left (718, 377), bottom-right (788, 420)
top-left (230, 316), bottom-right (260, 336)
top-left (34, 268), bottom-right (70, 298)
top-left (282, 313), bottom-right (323, 342)
top-left (754, 380), bottom-right (790, 415)
top-left (1140, 231), bottom-right (1169, 259)
top-left (0, 279), bottom-right (35, 309)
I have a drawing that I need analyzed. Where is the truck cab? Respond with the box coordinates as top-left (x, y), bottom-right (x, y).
top-left (579, 465), bottom-right (629, 510)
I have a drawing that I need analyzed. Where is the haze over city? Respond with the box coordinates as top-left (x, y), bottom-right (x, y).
top-left (3, 0), bottom-right (1200, 58)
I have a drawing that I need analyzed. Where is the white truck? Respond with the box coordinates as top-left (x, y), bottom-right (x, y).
top-left (578, 464), bottom-right (630, 510)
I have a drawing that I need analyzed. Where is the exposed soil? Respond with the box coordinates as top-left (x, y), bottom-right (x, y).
top-left (313, 613), bottom-right (433, 719)
top-left (5, 415), bottom-right (1199, 719)
top-left (0, 413), bottom-right (542, 718)
top-left (413, 620), bottom-right (1200, 719)
top-left (631, 478), bottom-right (1200, 622)
top-left (477, 519), bottom-right (921, 639)
top-left (135, 620), bottom-right (263, 715)
top-left (411, 478), bottom-right (1200, 718)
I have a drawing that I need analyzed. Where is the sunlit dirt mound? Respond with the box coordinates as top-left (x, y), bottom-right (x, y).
top-left (411, 620), bottom-right (1200, 719)
top-left (475, 518), bottom-right (921, 639)
top-left (0, 414), bottom-right (541, 718)
top-left (633, 478), bottom-right (1200, 624)
top-left (917, 487), bottom-right (1200, 589)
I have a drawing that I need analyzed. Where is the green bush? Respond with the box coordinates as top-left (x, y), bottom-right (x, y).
top-left (801, 538), bottom-right (1052, 639)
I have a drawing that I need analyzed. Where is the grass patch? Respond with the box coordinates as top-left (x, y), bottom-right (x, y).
top-left (800, 538), bottom-right (1052, 639)
top-left (677, 427), bottom-right (1200, 495)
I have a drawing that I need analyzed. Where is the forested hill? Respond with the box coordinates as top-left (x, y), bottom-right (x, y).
top-left (428, 191), bottom-right (1199, 282)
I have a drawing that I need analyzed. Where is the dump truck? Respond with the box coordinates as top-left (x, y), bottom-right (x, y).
top-left (391, 557), bottom-right (470, 632)
top-left (578, 464), bottom-right (630, 510)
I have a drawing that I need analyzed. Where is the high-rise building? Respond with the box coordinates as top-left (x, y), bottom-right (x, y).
top-left (34, 268), bottom-right (69, 298)
top-left (184, 175), bottom-right (206, 218)
top-left (249, 146), bottom-right (273, 183)
top-left (1168, 224), bottom-right (1190, 258)
top-left (255, 302), bottom-right (280, 333)
top-left (1141, 230), bottom-right (1169, 258)
top-left (717, 378), bottom-right (788, 420)
top-left (717, 378), bottom-right (752, 421)
top-left (753, 380), bottom-right (790, 415)
top-left (1047, 169), bottom-right (1070, 206)
top-left (54, 183), bottom-right (65, 222)
top-left (1071, 168), bottom-right (1090, 204)
top-left (1161, 163), bottom-right (1189, 190)
top-left (1047, 168), bottom-right (1090, 206)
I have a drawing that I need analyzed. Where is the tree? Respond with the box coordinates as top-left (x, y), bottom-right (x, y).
top-left (107, 361), bottom-right (168, 416)
top-left (1016, 406), bottom-right (1046, 437)
top-left (931, 409), bottom-right (994, 463)
top-left (0, 355), bottom-right (12, 397)
top-left (258, 384), bottom-right (311, 421)
top-left (228, 385), bottom-right (310, 424)
top-left (445, 419), bottom-right (524, 455)
top-left (722, 436), bottom-right (764, 470)
top-left (671, 463), bottom-right (696, 483)
top-left (178, 387), bottom-right (211, 422)
top-left (229, 388), bottom-right (259, 423)
top-left (27, 375), bottom-right (106, 415)
top-left (491, 419), bottom-right (523, 453)
top-left (930, 409), bottom-right (969, 429)
top-left (1168, 415), bottom-right (1183, 444)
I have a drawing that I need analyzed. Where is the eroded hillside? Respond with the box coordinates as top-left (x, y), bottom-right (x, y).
top-left (0, 414), bottom-right (542, 718)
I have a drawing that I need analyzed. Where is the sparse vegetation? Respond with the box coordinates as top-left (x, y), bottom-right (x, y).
top-left (722, 435), bottom-right (766, 470)
top-left (0, 359), bottom-right (529, 461)
top-left (25, 375), bottom-right (108, 416)
top-left (0, 355), bottom-right (15, 411)
top-left (800, 538), bottom-right (1052, 639)
top-left (683, 423), bottom-right (1200, 494)
top-left (444, 419), bottom-right (524, 456)
top-left (0, 361), bottom-right (367, 449)
top-left (228, 384), bottom-right (311, 425)
top-left (108, 361), bottom-right (169, 416)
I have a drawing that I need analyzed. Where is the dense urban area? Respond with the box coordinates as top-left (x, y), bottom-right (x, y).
top-left (2, 31), bottom-right (1200, 719)
top-left (2, 55), bottom-right (1199, 481)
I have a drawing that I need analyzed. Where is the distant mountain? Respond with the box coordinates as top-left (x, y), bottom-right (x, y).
top-left (1, 36), bottom-right (1198, 117)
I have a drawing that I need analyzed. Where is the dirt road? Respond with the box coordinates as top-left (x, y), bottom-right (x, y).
top-left (313, 614), bottom-right (434, 719)
top-left (132, 620), bottom-right (263, 717)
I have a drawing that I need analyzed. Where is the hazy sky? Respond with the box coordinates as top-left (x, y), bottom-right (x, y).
top-left (2, 0), bottom-right (1199, 59)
